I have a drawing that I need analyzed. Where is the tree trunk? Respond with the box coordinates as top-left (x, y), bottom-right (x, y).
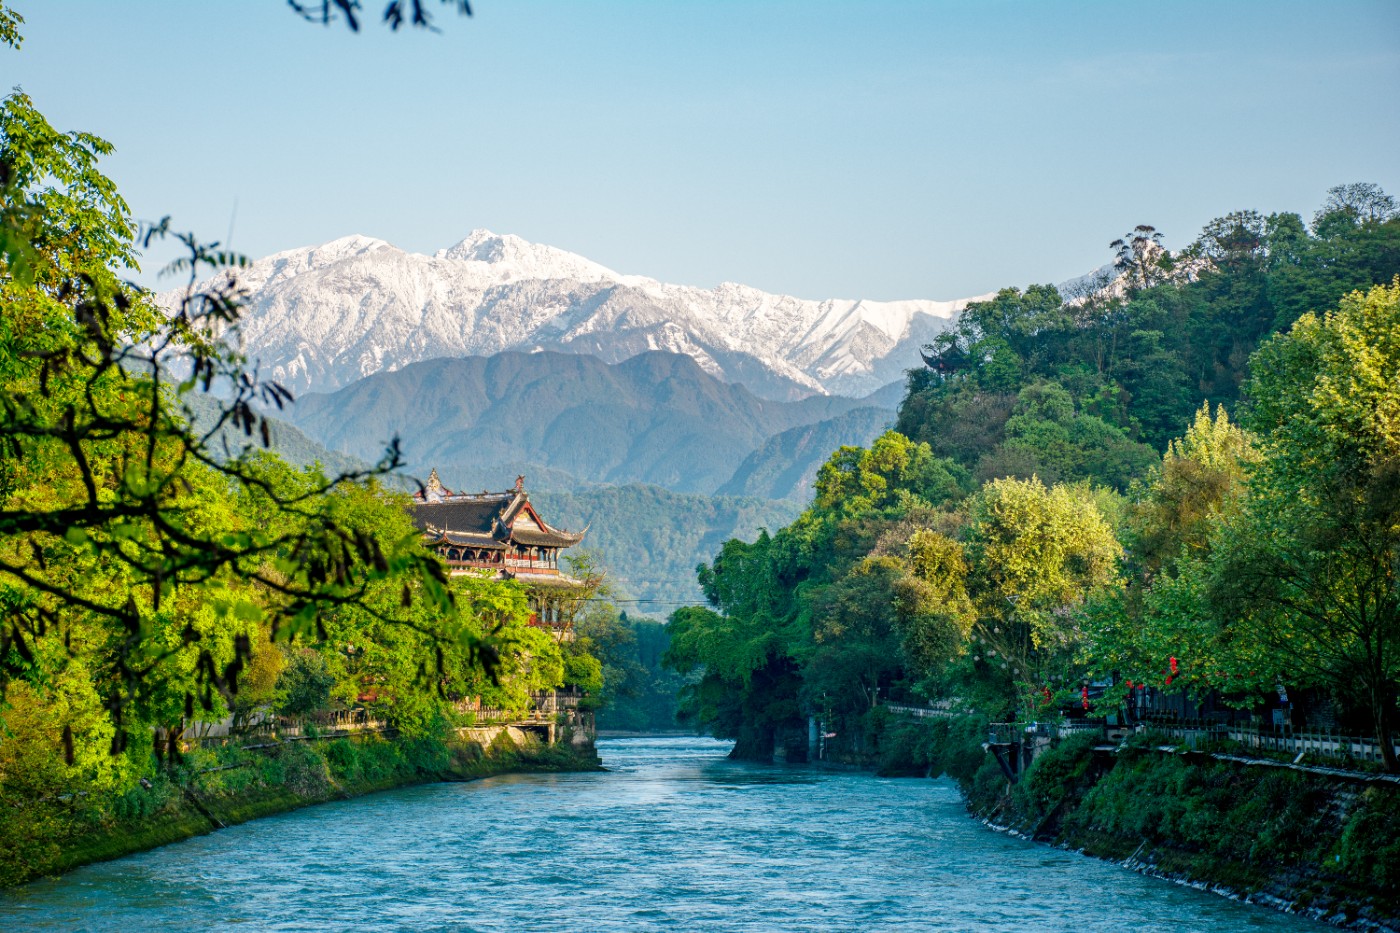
top-left (1374, 694), bottom-right (1398, 773)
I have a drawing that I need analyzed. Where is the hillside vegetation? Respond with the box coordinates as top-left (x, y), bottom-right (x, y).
top-left (665, 187), bottom-right (1400, 771)
top-left (283, 350), bottom-right (896, 495)
top-left (536, 486), bottom-right (801, 603)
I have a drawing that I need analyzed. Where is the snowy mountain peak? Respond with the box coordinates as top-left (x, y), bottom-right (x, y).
top-left (434, 229), bottom-right (625, 285)
top-left (196, 230), bottom-right (992, 401)
top-left (286, 233), bottom-right (392, 267)
top-left (226, 234), bottom-right (393, 293)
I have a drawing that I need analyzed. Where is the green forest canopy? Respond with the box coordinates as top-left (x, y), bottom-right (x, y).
top-left (0, 8), bottom-right (624, 869)
top-left (667, 189), bottom-right (1400, 770)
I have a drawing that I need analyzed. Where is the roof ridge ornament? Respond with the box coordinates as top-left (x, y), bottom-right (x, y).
top-left (425, 467), bottom-right (445, 497)
top-left (515, 474), bottom-right (525, 492)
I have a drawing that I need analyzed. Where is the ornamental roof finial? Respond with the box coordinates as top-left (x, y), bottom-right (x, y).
top-left (426, 468), bottom-right (443, 495)
top-left (515, 474), bottom-right (525, 492)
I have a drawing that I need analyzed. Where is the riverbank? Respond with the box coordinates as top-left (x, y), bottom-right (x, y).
top-left (1, 727), bottom-right (601, 889)
top-left (888, 716), bottom-right (1400, 931)
top-left (1, 736), bottom-right (1332, 931)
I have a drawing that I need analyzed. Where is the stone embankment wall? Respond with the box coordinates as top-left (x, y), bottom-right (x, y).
top-left (874, 715), bottom-right (1400, 933)
top-left (3, 724), bottom-right (600, 889)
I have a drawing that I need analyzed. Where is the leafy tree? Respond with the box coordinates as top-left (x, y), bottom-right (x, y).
top-left (1128, 403), bottom-right (1255, 578)
top-left (228, 631), bottom-right (286, 730)
top-left (1082, 407), bottom-right (1259, 698)
top-left (891, 529), bottom-right (975, 675)
top-left (980, 383), bottom-right (1157, 490)
top-left (1210, 281), bottom-right (1400, 770)
top-left (0, 59), bottom-right (483, 749)
top-left (1313, 182), bottom-right (1398, 233)
top-left (962, 477), bottom-right (1122, 713)
top-left (799, 556), bottom-right (906, 713)
top-left (813, 431), bottom-right (966, 517)
top-left (1110, 224), bottom-right (1172, 293)
top-left (1188, 210), bottom-right (1267, 271)
top-left (277, 648), bottom-right (336, 717)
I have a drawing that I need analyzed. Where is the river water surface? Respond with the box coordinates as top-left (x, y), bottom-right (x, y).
top-left (2, 736), bottom-right (1324, 931)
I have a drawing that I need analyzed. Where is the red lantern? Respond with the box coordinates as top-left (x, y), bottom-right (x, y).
top-left (1125, 679), bottom-right (1134, 689)
top-left (1081, 685), bottom-right (1090, 710)
top-left (1170, 656), bottom-right (1179, 674)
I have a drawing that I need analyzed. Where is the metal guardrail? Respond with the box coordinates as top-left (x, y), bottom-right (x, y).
top-left (975, 716), bottom-right (1399, 767)
top-left (885, 704), bottom-right (957, 720)
top-left (1146, 720), bottom-right (1398, 765)
top-left (181, 709), bottom-right (385, 746)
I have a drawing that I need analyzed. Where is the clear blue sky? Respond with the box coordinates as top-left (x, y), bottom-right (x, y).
top-left (8, 1), bottom-right (1399, 299)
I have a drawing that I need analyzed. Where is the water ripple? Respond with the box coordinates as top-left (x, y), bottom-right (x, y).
top-left (0, 736), bottom-right (1324, 932)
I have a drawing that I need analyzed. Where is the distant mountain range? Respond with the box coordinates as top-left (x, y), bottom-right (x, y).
top-left (281, 350), bottom-right (898, 500)
top-left (203, 394), bottom-right (801, 602)
top-left (533, 486), bottom-right (802, 604)
top-left (176, 229), bottom-right (1006, 599)
top-left (187, 229), bottom-right (989, 401)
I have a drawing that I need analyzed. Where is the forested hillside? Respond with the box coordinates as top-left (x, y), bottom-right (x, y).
top-left (898, 196), bottom-right (1400, 476)
top-left (666, 187), bottom-right (1400, 772)
top-left (535, 486), bottom-right (801, 603)
top-left (0, 80), bottom-right (611, 881)
top-left (283, 350), bottom-right (895, 495)
top-left (716, 406), bottom-right (895, 500)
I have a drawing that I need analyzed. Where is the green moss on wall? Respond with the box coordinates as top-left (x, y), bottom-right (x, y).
top-left (3, 731), bottom-right (600, 889)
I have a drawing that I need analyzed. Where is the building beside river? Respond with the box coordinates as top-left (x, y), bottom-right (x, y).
top-left (410, 470), bottom-right (588, 641)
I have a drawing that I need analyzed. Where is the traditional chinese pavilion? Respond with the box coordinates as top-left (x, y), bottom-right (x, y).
top-left (409, 470), bottom-right (587, 638)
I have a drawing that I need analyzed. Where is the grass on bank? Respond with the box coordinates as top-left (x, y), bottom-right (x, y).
top-left (866, 714), bottom-right (1400, 915)
top-left (1, 728), bottom-right (599, 888)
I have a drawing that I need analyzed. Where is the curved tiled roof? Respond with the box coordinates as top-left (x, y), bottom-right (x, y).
top-left (412, 493), bottom-right (513, 537)
top-left (435, 532), bottom-right (506, 549)
top-left (412, 478), bottom-right (586, 551)
top-left (511, 526), bottom-right (586, 548)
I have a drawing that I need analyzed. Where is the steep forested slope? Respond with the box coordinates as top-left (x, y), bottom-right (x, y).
top-left (667, 186), bottom-right (1400, 770)
top-left (535, 486), bottom-right (801, 603)
top-left (283, 350), bottom-right (891, 494)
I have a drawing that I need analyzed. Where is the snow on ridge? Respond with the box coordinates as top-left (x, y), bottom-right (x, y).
top-left (433, 229), bottom-right (631, 286)
top-left (203, 229), bottom-right (988, 400)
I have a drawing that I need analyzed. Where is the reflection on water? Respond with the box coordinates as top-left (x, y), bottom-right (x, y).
top-left (0, 736), bottom-right (1322, 932)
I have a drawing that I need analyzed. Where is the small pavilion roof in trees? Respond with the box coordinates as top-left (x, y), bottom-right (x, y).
top-left (409, 471), bottom-right (588, 637)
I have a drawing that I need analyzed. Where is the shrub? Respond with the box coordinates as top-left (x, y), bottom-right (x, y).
top-left (273, 743), bottom-right (331, 797)
top-left (326, 740), bottom-right (362, 782)
top-left (1013, 732), bottom-right (1098, 821)
top-left (1337, 787), bottom-right (1400, 893)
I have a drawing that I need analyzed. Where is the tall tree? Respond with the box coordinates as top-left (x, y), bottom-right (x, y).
top-left (0, 22), bottom-right (483, 748)
top-left (1110, 224), bottom-right (1172, 294)
top-left (962, 477), bottom-right (1122, 715)
top-left (1211, 281), bottom-right (1400, 770)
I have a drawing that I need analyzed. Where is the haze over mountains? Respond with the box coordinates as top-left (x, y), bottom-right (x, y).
top-left (284, 350), bottom-right (899, 500)
top-left (207, 229), bottom-right (989, 401)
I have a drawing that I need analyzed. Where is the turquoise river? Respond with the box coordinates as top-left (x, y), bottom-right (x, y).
top-left (0, 736), bottom-right (1324, 931)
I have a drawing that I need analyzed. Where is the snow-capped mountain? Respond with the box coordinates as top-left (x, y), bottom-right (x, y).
top-left (178, 230), bottom-right (992, 400)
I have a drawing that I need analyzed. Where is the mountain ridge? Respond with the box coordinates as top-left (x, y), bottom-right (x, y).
top-left (281, 350), bottom-right (901, 496)
top-left (181, 229), bottom-right (991, 401)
